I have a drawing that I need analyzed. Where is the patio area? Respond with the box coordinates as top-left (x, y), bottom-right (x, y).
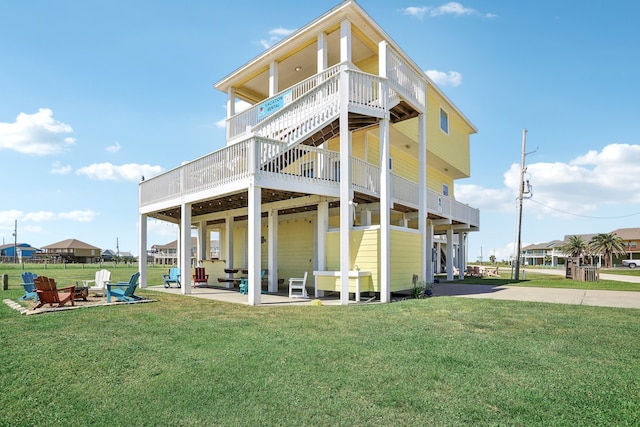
top-left (145, 284), bottom-right (379, 306)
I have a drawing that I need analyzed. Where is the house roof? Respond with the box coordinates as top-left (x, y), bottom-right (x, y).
top-left (0, 243), bottom-right (39, 251)
top-left (522, 240), bottom-right (564, 250)
top-left (152, 237), bottom-right (198, 250)
top-left (42, 239), bottom-right (100, 250)
top-left (611, 227), bottom-right (640, 241)
top-left (214, 0), bottom-right (477, 133)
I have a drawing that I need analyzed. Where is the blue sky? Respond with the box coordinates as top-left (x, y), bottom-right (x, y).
top-left (1, 1), bottom-right (639, 261)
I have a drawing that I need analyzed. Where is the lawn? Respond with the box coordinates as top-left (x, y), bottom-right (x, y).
top-left (1, 264), bottom-right (639, 425)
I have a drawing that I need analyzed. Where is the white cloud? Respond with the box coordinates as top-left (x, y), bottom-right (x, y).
top-left (426, 70), bottom-right (463, 86)
top-left (401, 3), bottom-right (496, 19)
top-left (106, 141), bottom-right (121, 153)
top-left (401, 6), bottom-right (429, 19)
top-left (0, 108), bottom-right (75, 155)
top-left (75, 162), bottom-right (164, 182)
top-left (147, 219), bottom-right (178, 238)
top-left (260, 27), bottom-right (296, 49)
top-left (50, 161), bottom-right (72, 175)
top-left (1, 209), bottom-right (98, 225)
top-left (459, 143), bottom-right (640, 218)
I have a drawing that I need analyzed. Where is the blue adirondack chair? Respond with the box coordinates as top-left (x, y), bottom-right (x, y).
top-left (19, 272), bottom-right (39, 301)
top-left (106, 272), bottom-right (142, 303)
top-left (239, 270), bottom-right (266, 295)
top-left (162, 267), bottom-right (181, 288)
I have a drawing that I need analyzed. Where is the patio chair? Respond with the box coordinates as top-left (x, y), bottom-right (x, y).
top-left (82, 269), bottom-right (111, 294)
top-left (33, 276), bottom-right (75, 310)
top-left (239, 270), bottom-right (266, 295)
top-left (19, 271), bottom-right (39, 301)
top-left (288, 271), bottom-right (309, 298)
top-left (106, 272), bottom-right (142, 303)
top-left (192, 267), bottom-right (209, 287)
top-left (163, 267), bottom-right (181, 288)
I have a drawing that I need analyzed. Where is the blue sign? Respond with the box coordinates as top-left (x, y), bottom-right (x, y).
top-left (257, 89), bottom-right (292, 120)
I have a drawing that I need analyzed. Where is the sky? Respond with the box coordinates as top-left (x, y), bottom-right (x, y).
top-left (1, 1), bottom-right (639, 261)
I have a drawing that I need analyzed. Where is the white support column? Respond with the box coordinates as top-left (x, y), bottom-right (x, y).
top-left (458, 232), bottom-right (467, 281)
top-left (225, 215), bottom-right (235, 289)
top-left (226, 87), bottom-right (235, 141)
top-left (180, 202), bottom-right (192, 295)
top-left (247, 184), bottom-right (262, 306)
top-left (436, 241), bottom-right (442, 274)
top-left (360, 210), bottom-right (371, 226)
top-left (138, 213), bottom-right (147, 288)
top-left (379, 117), bottom-right (391, 303)
top-left (426, 221), bottom-right (434, 282)
top-left (268, 209), bottom-right (278, 293)
top-left (317, 32), bottom-right (327, 73)
top-left (340, 20), bottom-right (352, 63)
top-left (197, 221), bottom-right (207, 264)
top-left (446, 228), bottom-right (454, 280)
top-left (418, 112), bottom-right (427, 284)
top-left (269, 61), bottom-right (278, 97)
top-left (339, 67), bottom-right (352, 305)
top-left (317, 200), bottom-right (328, 298)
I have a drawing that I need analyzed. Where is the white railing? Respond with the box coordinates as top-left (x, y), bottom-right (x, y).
top-left (258, 139), bottom-right (340, 183)
top-left (227, 64), bottom-right (342, 140)
top-left (352, 158), bottom-right (380, 196)
top-left (391, 175), bottom-right (419, 206)
top-left (386, 47), bottom-right (426, 109)
top-left (347, 69), bottom-right (387, 116)
top-left (426, 187), bottom-right (479, 227)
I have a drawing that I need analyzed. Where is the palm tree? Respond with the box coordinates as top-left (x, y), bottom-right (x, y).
top-left (561, 235), bottom-right (588, 262)
top-left (589, 232), bottom-right (626, 268)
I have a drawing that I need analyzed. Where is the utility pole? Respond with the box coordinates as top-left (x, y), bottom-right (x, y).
top-left (514, 129), bottom-right (527, 280)
top-left (13, 220), bottom-right (17, 264)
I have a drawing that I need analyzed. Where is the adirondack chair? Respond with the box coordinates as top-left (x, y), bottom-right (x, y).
top-left (82, 269), bottom-right (111, 294)
top-left (162, 268), bottom-right (181, 288)
top-left (192, 267), bottom-right (209, 287)
top-left (33, 276), bottom-right (75, 309)
top-left (240, 270), bottom-right (266, 295)
top-left (19, 272), bottom-right (39, 301)
top-left (106, 272), bottom-right (142, 303)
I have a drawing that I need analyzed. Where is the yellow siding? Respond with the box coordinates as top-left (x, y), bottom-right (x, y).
top-left (426, 88), bottom-right (471, 178)
top-left (277, 219), bottom-right (314, 282)
top-left (427, 166), bottom-right (454, 197)
top-left (389, 229), bottom-right (422, 292)
top-left (324, 228), bottom-right (379, 292)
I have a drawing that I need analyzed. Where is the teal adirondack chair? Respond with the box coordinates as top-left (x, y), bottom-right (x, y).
top-left (162, 268), bottom-right (181, 288)
top-left (19, 272), bottom-right (39, 301)
top-left (106, 272), bottom-right (142, 303)
top-left (239, 270), bottom-right (266, 295)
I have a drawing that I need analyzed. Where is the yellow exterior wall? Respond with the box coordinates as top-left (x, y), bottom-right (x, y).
top-left (426, 88), bottom-right (471, 178)
top-left (277, 219), bottom-right (314, 282)
top-left (427, 166), bottom-right (454, 197)
top-left (389, 229), bottom-right (422, 292)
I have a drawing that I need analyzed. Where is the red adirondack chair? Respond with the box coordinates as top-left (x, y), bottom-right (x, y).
top-left (193, 267), bottom-right (209, 287)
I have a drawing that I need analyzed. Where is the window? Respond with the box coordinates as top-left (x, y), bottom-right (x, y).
top-left (442, 184), bottom-right (449, 196)
top-left (389, 157), bottom-right (393, 170)
top-left (440, 108), bottom-right (449, 134)
top-left (332, 160), bottom-right (340, 181)
top-left (301, 161), bottom-right (314, 178)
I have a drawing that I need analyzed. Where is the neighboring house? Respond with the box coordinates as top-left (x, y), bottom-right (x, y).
top-left (40, 239), bottom-right (101, 263)
top-left (138, 0), bottom-right (480, 304)
top-left (521, 240), bottom-right (565, 266)
top-left (150, 238), bottom-right (197, 265)
top-left (0, 243), bottom-right (40, 261)
top-left (521, 228), bottom-right (640, 267)
top-left (101, 249), bottom-right (117, 261)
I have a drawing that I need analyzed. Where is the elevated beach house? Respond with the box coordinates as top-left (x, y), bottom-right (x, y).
top-left (138, 0), bottom-right (479, 304)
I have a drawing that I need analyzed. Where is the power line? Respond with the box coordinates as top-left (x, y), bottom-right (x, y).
top-left (526, 198), bottom-right (640, 219)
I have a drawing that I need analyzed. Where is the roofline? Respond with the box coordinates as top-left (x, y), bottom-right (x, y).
top-left (213, 0), bottom-right (477, 133)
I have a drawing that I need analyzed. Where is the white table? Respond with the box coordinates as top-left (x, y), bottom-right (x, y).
top-left (313, 270), bottom-right (371, 302)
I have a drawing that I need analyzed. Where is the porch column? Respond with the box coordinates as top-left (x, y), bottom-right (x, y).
top-left (436, 242), bottom-right (442, 273)
top-left (379, 117), bottom-right (391, 303)
top-left (426, 220), bottom-right (434, 283)
top-left (225, 215), bottom-right (235, 289)
top-left (247, 184), bottom-right (262, 305)
top-left (197, 221), bottom-right (207, 263)
top-left (269, 61), bottom-right (278, 96)
top-left (226, 87), bottom-right (236, 141)
top-left (339, 66), bottom-right (352, 305)
top-left (317, 32), bottom-right (327, 73)
top-left (316, 200), bottom-right (328, 297)
top-left (418, 112), bottom-right (427, 284)
top-left (268, 209), bottom-right (278, 293)
top-left (446, 227), bottom-right (454, 280)
top-left (180, 202), bottom-right (192, 295)
top-left (340, 20), bottom-right (352, 63)
top-left (458, 232), bottom-right (466, 281)
top-left (138, 213), bottom-right (148, 288)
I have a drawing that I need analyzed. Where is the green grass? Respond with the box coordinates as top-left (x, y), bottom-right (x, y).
top-left (1, 267), bottom-right (640, 425)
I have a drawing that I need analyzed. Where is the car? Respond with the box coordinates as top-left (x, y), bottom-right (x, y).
top-left (622, 259), bottom-right (637, 268)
